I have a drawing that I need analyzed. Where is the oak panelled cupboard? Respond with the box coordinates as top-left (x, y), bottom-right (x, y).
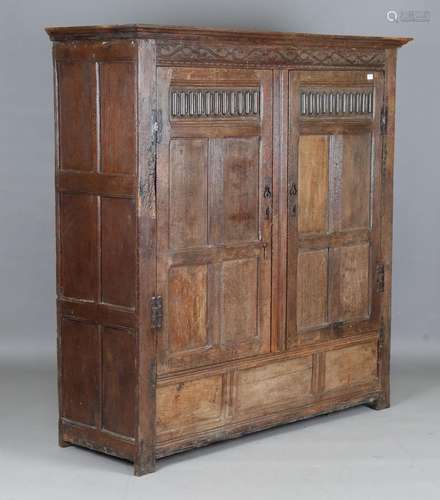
top-left (46, 24), bottom-right (411, 475)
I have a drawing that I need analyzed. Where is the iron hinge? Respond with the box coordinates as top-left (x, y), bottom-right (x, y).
top-left (151, 296), bottom-right (163, 330)
top-left (152, 109), bottom-right (163, 145)
top-left (380, 105), bottom-right (388, 135)
top-left (376, 263), bottom-right (385, 293)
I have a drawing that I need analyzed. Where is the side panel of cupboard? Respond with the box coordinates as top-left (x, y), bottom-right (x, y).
top-left (54, 41), bottom-right (141, 456)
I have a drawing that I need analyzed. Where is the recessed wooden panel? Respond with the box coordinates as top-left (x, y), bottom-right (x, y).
top-left (209, 137), bottom-right (259, 244)
top-left (157, 374), bottom-right (224, 439)
top-left (330, 243), bottom-right (370, 322)
top-left (222, 258), bottom-right (258, 345)
top-left (330, 133), bottom-right (372, 232)
top-left (102, 327), bottom-right (136, 437)
top-left (297, 249), bottom-right (328, 330)
top-left (169, 139), bottom-right (208, 249)
top-left (236, 356), bottom-right (313, 415)
top-left (325, 342), bottom-right (378, 392)
top-left (100, 62), bottom-right (136, 174)
top-left (101, 197), bottom-right (136, 308)
top-left (168, 265), bottom-right (208, 353)
top-left (57, 61), bottom-right (96, 171)
top-left (61, 319), bottom-right (99, 426)
top-left (298, 135), bottom-right (329, 234)
top-left (60, 194), bottom-right (97, 300)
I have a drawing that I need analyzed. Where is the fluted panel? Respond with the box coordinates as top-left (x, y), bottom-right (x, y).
top-left (300, 88), bottom-right (374, 117)
top-left (170, 88), bottom-right (260, 118)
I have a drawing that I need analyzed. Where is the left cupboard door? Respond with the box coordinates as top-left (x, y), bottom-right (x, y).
top-left (156, 67), bottom-right (273, 374)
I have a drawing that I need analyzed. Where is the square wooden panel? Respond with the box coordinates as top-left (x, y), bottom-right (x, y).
top-left (298, 135), bottom-right (329, 235)
top-left (59, 193), bottom-right (98, 301)
top-left (329, 133), bottom-right (372, 233)
top-left (324, 341), bottom-right (378, 392)
top-left (221, 257), bottom-right (259, 345)
top-left (169, 138), bottom-right (208, 250)
top-left (209, 137), bottom-right (260, 245)
top-left (102, 327), bottom-right (136, 438)
top-left (297, 249), bottom-right (329, 331)
top-left (99, 62), bottom-right (136, 174)
top-left (330, 243), bottom-right (370, 323)
top-left (235, 356), bottom-right (313, 416)
top-left (61, 319), bottom-right (99, 426)
top-left (101, 197), bottom-right (136, 308)
top-left (57, 61), bottom-right (96, 172)
top-left (156, 374), bottom-right (225, 441)
top-left (168, 264), bottom-right (208, 354)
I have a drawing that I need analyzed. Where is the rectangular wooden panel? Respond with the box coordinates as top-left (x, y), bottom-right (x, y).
top-left (100, 62), bottom-right (136, 174)
top-left (61, 319), bottom-right (99, 426)
top-left (330, 133), bottom-right (372, 232)
top-left (59, 193), bottom-right (97, 300)
top-left (297, 249), bottom-right (328, 330)
top-left (57, 61), bottom-right (96, 171)
top-left (324, 342), bottom-right (378, 392)
top-left (102, 327), bottom-right (136, 437)
top-left (222, 258), bottom-right (258, 345)
top-left (168, 265), bottom-right (208, 353)
top-left (330, 243), bottom-right (370, 322)
top-left (101, 197), bottom-right (136, 308)
top-left (298, 135), bottom-right (329, 234)
top-left (209, 137), bottom-right (259, 244)
top-left (157, 374), bottom-right (224, 439)
top-left (169, 139), bottom-right (208, 249)
top-left (235, 356), bottom-right (313, 416)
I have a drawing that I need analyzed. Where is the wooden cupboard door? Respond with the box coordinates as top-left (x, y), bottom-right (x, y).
top-left (287, 71), bottom-right (384, 347)
top-left (156, 67), bottom-right (273, 374)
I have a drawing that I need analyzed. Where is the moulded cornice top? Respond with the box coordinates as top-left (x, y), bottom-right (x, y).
top-left (45, 24), bottom-right (412, 48)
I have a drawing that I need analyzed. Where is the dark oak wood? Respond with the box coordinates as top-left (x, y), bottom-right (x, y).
top-left (46, 24), bottom-right (410, 475)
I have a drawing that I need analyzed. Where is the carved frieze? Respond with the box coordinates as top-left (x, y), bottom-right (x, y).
top-left (157, 41), bottom-right (386, 68)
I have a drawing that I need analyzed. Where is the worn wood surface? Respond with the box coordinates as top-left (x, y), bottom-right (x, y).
top-left (47, 25), bottom-right (409, 475)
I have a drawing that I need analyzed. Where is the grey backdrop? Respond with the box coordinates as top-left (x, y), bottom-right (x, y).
top-left (1, 0), bottom-right (439, 497)
top-left (0, 1), bottom-right (437, 355)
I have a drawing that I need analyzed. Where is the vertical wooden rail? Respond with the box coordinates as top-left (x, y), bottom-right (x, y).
top-left (135, 39), bottom-right (158, 475)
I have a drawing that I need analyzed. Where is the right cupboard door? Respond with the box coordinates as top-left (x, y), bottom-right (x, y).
top-left (287, 71), bottom-right (384, 348)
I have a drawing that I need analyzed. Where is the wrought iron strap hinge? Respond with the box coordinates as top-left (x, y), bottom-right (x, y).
top-left (376, 263), bottom-right (385, 293)
top-left (152, 109), bottom-right (163, 145)
top-left (151, 296), bottom-right (163, 330)
top-left (380, 105), bottom-right (388, 135)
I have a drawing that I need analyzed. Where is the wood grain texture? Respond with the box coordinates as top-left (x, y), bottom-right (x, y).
top-left (102, 327), bottom-right (136, 437)
top-left (297, 249), bottom-right (328, 331)
top-left (235, 356), bottom-right (313, 415)
top-left (59, 193), bottom-right (98, 301)
top-left (57, 61), bottom-right (96, 171)
top-left (222, 258), bottom-right (258, 344)
top-left (169, 138), bottom-right (208, 250)
top-left (101, 197), bottom-right (136, 307)
top-left (330, 243), bottom-right (370, 323)
top-left (168, 265), bottom-right (208, 353)
top-left (324, 342), bottom-right (378, 392)
top-left (99, 62), bottom-right (136, 174)
top-left (157, 375), bottom-right (224, 440)
top-left (298, 135), bottom-right (329, 234)
top-left (329, 133), bottom-right (372, 232)
top-left (61, 319), bottom-right (99, 426)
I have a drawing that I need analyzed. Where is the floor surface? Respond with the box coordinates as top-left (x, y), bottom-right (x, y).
top-left (1, 340), bottom-right (439, 500)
